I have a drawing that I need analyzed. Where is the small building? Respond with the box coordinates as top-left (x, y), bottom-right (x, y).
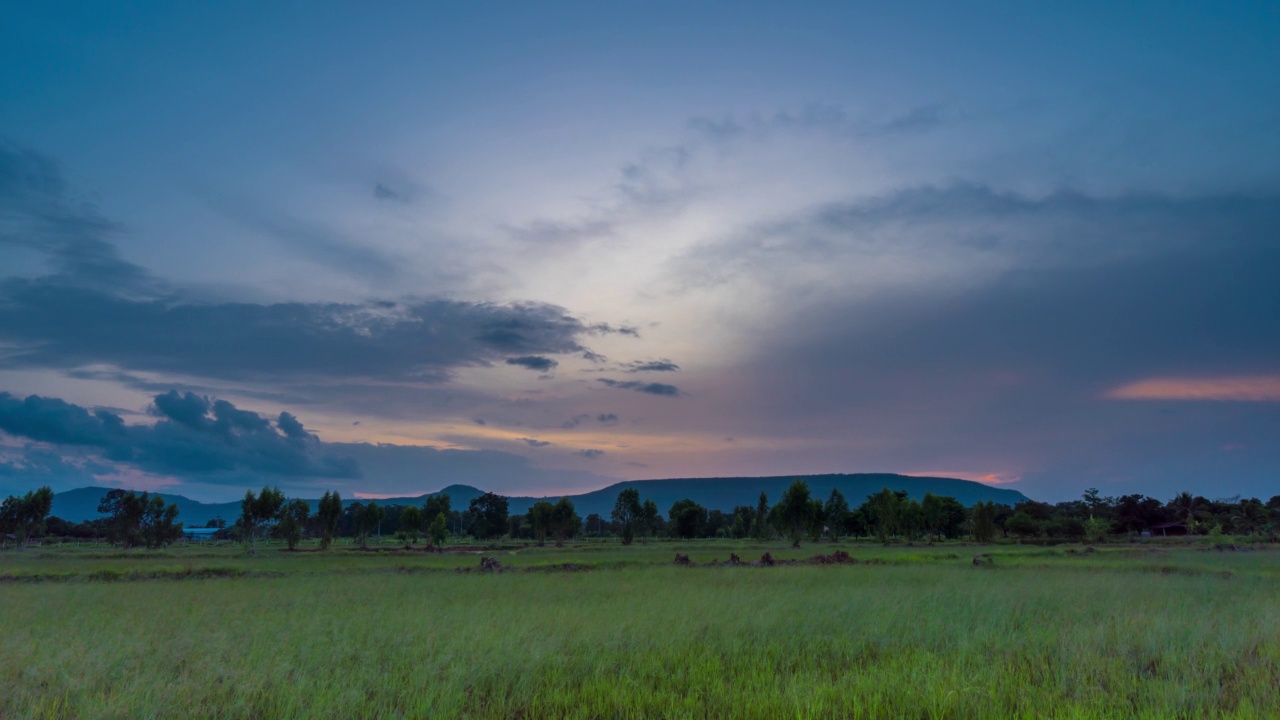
top-left (183, 527), bottom-right (223, 541)
top-left (1149, 522), bottom-right (1189, 537)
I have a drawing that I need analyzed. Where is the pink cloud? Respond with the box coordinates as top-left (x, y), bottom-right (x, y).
top-left (1107, 375), bottom-right (1280, 402)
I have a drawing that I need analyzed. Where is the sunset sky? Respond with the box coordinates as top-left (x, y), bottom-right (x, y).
top-left (2, 2), bottom-right (1277, 502)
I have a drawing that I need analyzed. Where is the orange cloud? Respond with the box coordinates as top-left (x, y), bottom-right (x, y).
top-left (1107, 375), bottom-right (1280, 401)
top-left (904, 471), bottom-right (1022, 486)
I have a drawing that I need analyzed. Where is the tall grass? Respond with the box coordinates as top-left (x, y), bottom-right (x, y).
top-left (2, 543), bottom-right (1278, 718)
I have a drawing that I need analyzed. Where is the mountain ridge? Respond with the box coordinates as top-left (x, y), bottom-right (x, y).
top-left (48, 474), bottom-right (1028, 525)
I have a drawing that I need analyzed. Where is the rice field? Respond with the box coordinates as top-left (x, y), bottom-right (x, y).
top-left (2, 539), bottom-right (1278, 719)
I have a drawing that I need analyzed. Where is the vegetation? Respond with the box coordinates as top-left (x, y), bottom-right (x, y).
top-left (2, 537), bottom-right (1279, 718)
top-left (0, 485), bottom-right (53, 548)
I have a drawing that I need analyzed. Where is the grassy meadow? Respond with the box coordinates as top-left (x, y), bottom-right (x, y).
top-left (2, 538), bottom-right (1279, 719)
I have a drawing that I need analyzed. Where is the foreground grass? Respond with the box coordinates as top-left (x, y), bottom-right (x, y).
top-left (2, 543), bottom-right (1278, 718)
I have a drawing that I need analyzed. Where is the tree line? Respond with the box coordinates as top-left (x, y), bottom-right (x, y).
top-left (5, 481), bottom-right (1280, 549)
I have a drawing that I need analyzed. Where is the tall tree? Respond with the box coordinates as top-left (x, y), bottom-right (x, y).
top-left (141, 494), bottom-right (184, 549)
top-left (239, 486), bottom-right (285, 551)
top-left (423, 493), bottom-right (451, 530)
top-left (353, 502), bottom-right (385, 548)
top-left (972, 501), bottom-right (996, 543)
top-left (398, 506), bottom-right (423, 547)
top-left (276, 498), bottom-right (311, 550)
top-left (777, 480), bottom-right (814, 547)
top-left (753, 492), bottom-right (770, 540)
top-left (640, 499), bottom-right (660, 537)
top-left (551, 497), bottom-right (581, 545)
top-left (0, 486), bottom-right (54, 549)
top-left (612, 488), bottom-right (642, 545)
top-left (316, 491), bottom-right (343, 549)
top-left (668, 499), bottom-right (708, 539)
top-left (528, 500), bottom-right (555, 545)
top-left (824, 488), bottom-right (849, 541)
top-left (427, 511), bottom-right (449, 547)
top-left (469, 492), bottom-right (509, 540)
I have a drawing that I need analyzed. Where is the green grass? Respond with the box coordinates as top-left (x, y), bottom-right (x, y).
top-left (2, 539), bottom-right (1278, 718)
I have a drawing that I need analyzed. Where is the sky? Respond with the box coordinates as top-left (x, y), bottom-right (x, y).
top-left (1, 1), bottom-right (1278, 503)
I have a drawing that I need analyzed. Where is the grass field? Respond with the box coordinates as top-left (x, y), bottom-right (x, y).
top-left (3, 538), bottom-right (1278, 719)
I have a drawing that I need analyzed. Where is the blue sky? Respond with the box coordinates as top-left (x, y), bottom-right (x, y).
top-left (1, 2), bottom-right (1278, 502)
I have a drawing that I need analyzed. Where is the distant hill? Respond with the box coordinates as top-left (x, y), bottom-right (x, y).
top-left (50, 474), bottom-right (1026, 525)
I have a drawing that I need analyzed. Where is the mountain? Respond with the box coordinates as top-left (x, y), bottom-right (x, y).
top-left (50, 474), bottom-right (1027, 525)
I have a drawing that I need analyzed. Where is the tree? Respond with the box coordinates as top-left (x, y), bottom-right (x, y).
top-left (777, 480), bottom-right (814, 547)
top-left (972, 501), bottom-right (996, 543)
top-left (428, 512), bottom-right (448, 547)
top-left (141, 494), bottom-right (184, 549)
top-left (921, 493), bottom-right (967, 540)
top-left (528, 500), bottom-right (555, 545)
top-left (612, 488), bottom-right (642, 545)
top-left (240, 486), bottom-right (285, 551)
top-left (0, 486), bottom-right (54, 549)
top-left (353, 502), bottom-right (385, 548)
top-left (317, 491), bottom-right (343, 549)
top-left (398, 506), bottom-right (423, 547)
top-left (1006, 511), bottom-right (1041, 540)
top-left (550, 497), bottom-right (581, 545)
top-left (276, 498), bottom-right (311, 550)
top-left (863, 488), bottom-right (904, 544)
top-left (668, 499), bottom-right (708, 539)
top-left (423, 493), bottom-right (451, 531)
top-left (824, 488), bottom-right (849, 541)
top-left (753, 492), bottom-right (770, 539)
top-left (96, 490), bottom-right (181, 549)
top-left (98, 489), bottom-right (146, 548)
top-left (640, 499), bottom-right (660, 537)
top-left (469, 492), bottom-right (509, 540)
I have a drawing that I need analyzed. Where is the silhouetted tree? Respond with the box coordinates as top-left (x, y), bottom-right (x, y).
top-left (276, 498), bottom-right (310, 550)
top-left (240, 486), bottom-right (285, 551)
top-left (777, 480), bottom-right (814, 547)
top-left (317, 491), bottom-right (343, 549)
top-left (0, 486), bottom-right (54, 549)
top-left (469, 492), bottom-right (509, 540)
top-left (612, 487), bottom-right (642, 544)
top-left (399, 506), bottom-right (423, 547)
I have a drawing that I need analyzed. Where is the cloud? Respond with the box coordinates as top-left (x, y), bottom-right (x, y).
top-left (625, 360), bottom-right (680, 373)
top-left (203, 193), bottom-right (400, 281)
top-left (506, 355), bottom-right (559, 372)
top-left (596, 413), bottom-right (619, 424)
top-left (0, 390), bottom-right (359, 479)
top-left (520, 437), bottom-right (552, 447)
top-left (1107, 376), bottom-right (1280, 402)
top-left (0, 142), bottom-right (633, 388)
top-left (578, 449), bottom-right (605, 458)
top-left (692, 184), bottom-right (1280, 499)
top-left (0, 140), bottom-right (150, 290)
top-left (374, 183), bottom-right (404, 202)
top-left (560, 414), bottom-right (590, 429)
top-left (597, 379), bottom-right (682, 396)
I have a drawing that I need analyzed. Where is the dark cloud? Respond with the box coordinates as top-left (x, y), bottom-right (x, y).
top-left (472, 418), bottom-right (486, 426)
top-left (520, 438), bottom-right (552, 447)
top-left (877, 104), bottom-right (945, 135)
top-left (506, 217), bottom-right (616, 245)
top-left (704, 184), bottom-right (1280, 499)
top-left (578, 449), bottom-right (605, 458)
top-left (374, 183), bottom-right (404, 202)
top-left (596, 413), bottom-right (619, 425)
top-left (0, 391), bottom-right (359, 480)
top-left (625, 360), bottom-right (680, 373)
top-left (0, 140), bottom-right (150, 290)
top-left (561, 414), bottom-right (590, 429)
top-left (505, 356), bottom-right (559, 372)
top-left (598, 379), bottom-right (682, 396)
top-left (0, 142), bottom-right (630, 386)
